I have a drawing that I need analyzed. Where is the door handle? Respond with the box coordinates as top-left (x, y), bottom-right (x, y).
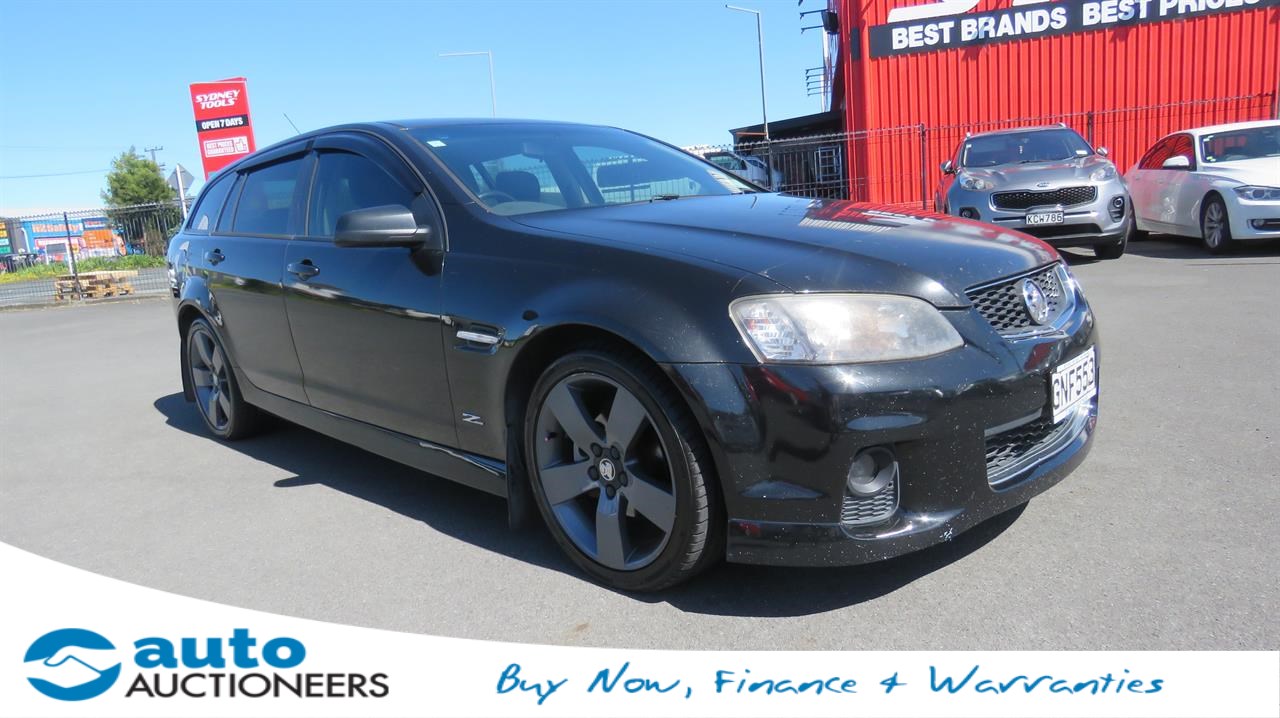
top-left (287, 261), bottom-right (320, 280)
top-left (204, 249), bottom-right (225, 266)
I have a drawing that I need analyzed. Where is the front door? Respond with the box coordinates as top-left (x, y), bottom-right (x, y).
top-left (282, 136), bottom-right (457, 447)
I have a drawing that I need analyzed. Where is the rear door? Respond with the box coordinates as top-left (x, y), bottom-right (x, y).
top-left (282, 133), bottom-right (457, 446)
top-left (1130, 136), bottom-right (1180, 233)
top-left (199, 145), bottom-right (310, 403)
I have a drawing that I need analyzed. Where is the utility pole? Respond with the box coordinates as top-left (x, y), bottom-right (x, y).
top-left (144, 145), bottom-right (165, 172)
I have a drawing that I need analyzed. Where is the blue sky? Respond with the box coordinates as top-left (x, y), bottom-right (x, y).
top-left (0, 0), bottom-right (833, 213)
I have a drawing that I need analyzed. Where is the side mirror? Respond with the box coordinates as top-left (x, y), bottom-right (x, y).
top-left (334, 205), bottom-right (436, 249)
top-left (1161, 155), bottom-right (1191, 170)
top-left (940, 160), bottom-right (954, 174)
top-left (1096, 147), bottom-right (1109, 157)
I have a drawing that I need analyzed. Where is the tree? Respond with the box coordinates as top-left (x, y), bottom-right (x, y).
top-left (102, 148), bottom-right (181, 256)
top-left (102, 147), bottom-right (175, 206)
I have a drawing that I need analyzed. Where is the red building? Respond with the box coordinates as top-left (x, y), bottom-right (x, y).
top-left (827, 0), bottom-right (1279, 204)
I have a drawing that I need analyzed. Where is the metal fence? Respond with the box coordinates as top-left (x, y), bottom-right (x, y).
top-left (0, 201), bottom-right (183, 308)
top-left (701, 92), bottom-right (1277, 207)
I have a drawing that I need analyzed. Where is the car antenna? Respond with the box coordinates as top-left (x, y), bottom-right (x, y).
top-left (284, 113), bottom-right (302, 136)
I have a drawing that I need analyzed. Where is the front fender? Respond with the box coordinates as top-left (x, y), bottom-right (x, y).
top-left (438, 233), bottom-right (786, 462)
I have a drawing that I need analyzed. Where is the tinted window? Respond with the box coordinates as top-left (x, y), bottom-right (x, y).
top-left (308, 152), bottom-right (416, 237)
top-left (960, 129), bottom-right (1093, 167)
top-left (232, 158), bottom-right (305, 235)
top-left (409, 124), bottom-right (754, 216)
top-left (187, 173), bottom-right (234, 232)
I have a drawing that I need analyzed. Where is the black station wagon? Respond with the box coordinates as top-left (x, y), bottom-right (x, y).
top-left (169, 119), bottom-right (1099, 590)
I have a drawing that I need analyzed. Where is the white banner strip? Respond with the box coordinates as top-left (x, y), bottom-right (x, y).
top-left (2, 542), bottom-right (1276, 717)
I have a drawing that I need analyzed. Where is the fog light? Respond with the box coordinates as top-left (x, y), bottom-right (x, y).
top-left (958, 207), bottom-right (979, 220)
top-left (846, 447), bottom-right (897, 496)
top-left (1109, 195), bottom-right (1126, 221)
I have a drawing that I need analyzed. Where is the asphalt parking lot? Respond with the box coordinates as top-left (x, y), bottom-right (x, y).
top-left (1, 236), bottom-right (1276, 650)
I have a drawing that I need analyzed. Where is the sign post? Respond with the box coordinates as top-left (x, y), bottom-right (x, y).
top-left (168, 164), bottom-right (196, 219)
top-left (189, 77), bottom-right (257, 179)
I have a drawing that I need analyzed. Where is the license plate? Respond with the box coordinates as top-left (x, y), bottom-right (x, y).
top-left (1051, 346), bottom-right (1097, 423)
top-left (1026, 211), bottom-right (1065, 225)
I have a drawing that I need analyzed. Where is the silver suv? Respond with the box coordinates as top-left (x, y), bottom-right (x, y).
top-left (935, 125), bottom-right (1133, 259)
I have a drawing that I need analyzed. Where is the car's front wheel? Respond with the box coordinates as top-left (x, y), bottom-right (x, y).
top-left (184, 317), bottom-right (261, 440)
top-left (1094, 233), bottom-right (1126, 260)
top-left (524, 347), bottom-right (722, 591)
top-left (1201, 195), bottom-right (1234, 254)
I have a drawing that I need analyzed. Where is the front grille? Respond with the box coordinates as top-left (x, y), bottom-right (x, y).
top-left (841, 476), bottom-right (897, 525)
top-left (985, 408), bottom-right (1087, 488)
top-left (993, 186), bottom-right (1096, 210)
top-left (967, 264), bottom-right (1071, 335)
top-left (1020, 223), bottom-right (1103, 239)
top-left (986, 417), bottom-right (1059, 478)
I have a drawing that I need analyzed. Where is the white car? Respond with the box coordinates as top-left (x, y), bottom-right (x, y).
top-left (1125, 120), bottom-right (1280, 253)
top-left (688, 148), bottom-right (783, 189)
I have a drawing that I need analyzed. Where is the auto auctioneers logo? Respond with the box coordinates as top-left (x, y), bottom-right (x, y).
top-left (23, 628), bottom-right (389, 702)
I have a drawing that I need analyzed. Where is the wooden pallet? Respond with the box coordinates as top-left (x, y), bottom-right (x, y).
top-left (54, 271), bottom-right (138, 301)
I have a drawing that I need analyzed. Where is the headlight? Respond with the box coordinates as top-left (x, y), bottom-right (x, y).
top-left (1090, 165), bottom-right (1117, 181)
top-left (730, 294), bottom-right (964, 363)
top-left (959, 175), bottom-right (993, 191)
top-left (1233, 185), bottom-right (1280, 201)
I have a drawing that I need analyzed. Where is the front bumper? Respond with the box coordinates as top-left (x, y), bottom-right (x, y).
top-left (947, 181), bottom-right (1130, 248)
top-left (663, 278), bottom-right (1098, 567)
top-left (1228, 193), bottom-right (1280, 240)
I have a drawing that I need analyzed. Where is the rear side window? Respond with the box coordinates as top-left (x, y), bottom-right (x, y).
top-left (232, 158), bottom-right (305, 236)
top-left (307, 152), bottom-right (416, 238)
top-left (186, 172), bottom-right (234, 233)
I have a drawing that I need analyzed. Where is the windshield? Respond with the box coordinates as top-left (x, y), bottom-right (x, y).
top-left (1200, 125), bottom-right (1280, 163)
top-left (409, 124), bottom-right (757, 215)
top-left (961, 129), bottom-right (1093, 168)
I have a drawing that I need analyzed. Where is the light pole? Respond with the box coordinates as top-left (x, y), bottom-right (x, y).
top-left (440, 50), bottom-right (497, 117)
top-left (725, 5), bottom-right (773, 187)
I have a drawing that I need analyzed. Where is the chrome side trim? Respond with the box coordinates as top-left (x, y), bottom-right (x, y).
top-left (456, 330), bottom-right (500, 345)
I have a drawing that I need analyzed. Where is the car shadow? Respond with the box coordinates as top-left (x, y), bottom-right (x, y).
top-left (154, 392), bottom-right (1025, 618)
top-left (1122, 234), bottom-right (1280, 261)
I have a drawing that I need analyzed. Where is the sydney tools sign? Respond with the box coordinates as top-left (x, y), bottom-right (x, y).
top-left (868, 0), bottom-right (1279, 57)
top-left (189, 77), bottom-right (257, 179)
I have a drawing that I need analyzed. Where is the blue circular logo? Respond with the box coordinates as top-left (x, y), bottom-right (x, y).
top-left (24, 629), bottom-right (121, 701)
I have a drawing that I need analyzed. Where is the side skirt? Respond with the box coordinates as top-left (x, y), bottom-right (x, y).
top-left (236, 370), bottom-right (508, 499)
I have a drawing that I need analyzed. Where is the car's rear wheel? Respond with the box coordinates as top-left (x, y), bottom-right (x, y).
top-left (1201, 196), bottom-right (1234, 254)
top-left (524, 347), bottom-right (722, 591)
top-left (184, 317), bottom-right (261, 440)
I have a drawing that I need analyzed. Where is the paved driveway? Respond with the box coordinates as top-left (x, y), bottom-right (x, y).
top-left (1, 237), bottom-right (1276, 650)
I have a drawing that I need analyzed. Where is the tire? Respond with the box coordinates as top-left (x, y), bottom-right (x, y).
top-left (1094, 234), bottom-right (1126, 260)
top-left (523, 346), bottom-right (722, 591)
top-left (1200, 195), bottom-right (1234, 255)
top-left (183, 317), bottom-right (262, 440)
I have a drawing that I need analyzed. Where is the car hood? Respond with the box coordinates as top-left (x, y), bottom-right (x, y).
top-left (510, 193), bottom-right (1058, 307)
top-left (1194, 157), bottom-right (1280, 186)
top-left (961, 155), bottom-right (1114, 188)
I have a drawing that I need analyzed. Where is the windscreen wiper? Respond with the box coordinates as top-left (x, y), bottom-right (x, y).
top-left (650, 194), bottom-right (683, 202)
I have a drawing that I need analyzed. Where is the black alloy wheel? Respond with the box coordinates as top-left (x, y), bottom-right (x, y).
top-left (184, 318), bottom-right (260, 440)
top-left (525, 347), bottom-right (722, 591)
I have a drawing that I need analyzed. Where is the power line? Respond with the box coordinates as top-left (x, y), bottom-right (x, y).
top-left (0, 168), bottom-right (109, 180)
